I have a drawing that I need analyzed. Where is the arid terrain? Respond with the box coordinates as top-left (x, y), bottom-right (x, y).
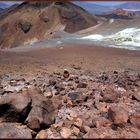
top-left (0, 1), bottom-right (140, 139)
top-left (0, 43), bottom-right (140, 138)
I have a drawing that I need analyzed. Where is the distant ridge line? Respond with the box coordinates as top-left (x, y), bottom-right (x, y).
top-left (0, 0), bottom-right (140, 2)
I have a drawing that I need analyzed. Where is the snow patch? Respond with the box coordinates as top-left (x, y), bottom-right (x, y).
top-left (109, 19), bottom-right (114, 24)
top-left (80, 28), bottom-right (140, 49)
top-left (81, 34), bottom-right (104, 40)
top-left (105, 28), bottom-right (140, 47)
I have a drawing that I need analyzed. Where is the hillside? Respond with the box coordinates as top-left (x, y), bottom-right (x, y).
top-left (96, 8), bottom-right (140, 19)
top-left (0, 2), bottom-right (97, 49)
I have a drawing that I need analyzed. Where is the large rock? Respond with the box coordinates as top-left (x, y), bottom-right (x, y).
top-left (35, 129), bottom-right (47, 139)
top-left (101, 86), bottom-right (120, 103)
top-left (132, 91), bottom-right (140, 102)
top-left (68, 92), bottom-right (80, 100)
top-left (60, 127), bottom-right (72, 138)
top-left (93, 117), bottom-right (111, 128)
top-left (108, 105), bottom-right (129, 125)
top-left (18, 20), bottom-right (32, 33)
top-left (81, 109), bottom-right (100, 128)
top-left (77, 82), bottom-right (87, 88)
top-left (130, 112), bottom-right (140, 128)
top-left (83, 128), bottom-right (100, 138)
top-left (68, 91), bottom-right (86, 104)
top-left (0, 123), bottom-right (32, 138)
top-left (25, 88), bottom-right (55, 131)
top-left (0, 92), bottom-right (31, 122)
top-left (119, 126), bottom-right (140, 138)
top-left (111, 70), bottom-right (140, 90)
top-left (83, 127), bottom-right (118, 138)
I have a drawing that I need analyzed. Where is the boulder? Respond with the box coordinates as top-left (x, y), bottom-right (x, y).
top-left (73, 118), bottom-right (83, 128)
top-left (68, 91), bottom-right (86, 104)
top-left (95, 102), bottom-right (109, 113)
top-left (25, 88), bottom-right (55, 131)
top-left (119, 126), bottom-right (140, 138)
top-left (108, 105), bottom-right (129, 125)
top-left (83, 128), bottom-right (99, 138)
top-left (83, 127), bottom-right (117, 139)
top-left (18, 20), bottom-right (32, 33)
top-left (0, 92), bottom-right (31, 122)
top-left (35, 129), bottom-right (47, 139)
top-left (101, 86), bottom-right (119, 103)
top-left (0, 123), bottom-right (32, 138)
top-left (93, 117), bottom-right (111, 128)
top-left (77, 82), bottom-right (87, 88)
top-left (132, 91), bottom-right (140, 102)
top-left (130, 112), bottom-right (140, 128)
top-left (68, 92), bottom-right (80, 100)
top-left (60, 127), bottom-right (72, 138)
top-left (51, 96), bottom-right (63, 110)
top-left (72, 126), bottom-right (80, 136)
top-left (81, 109), bottom-right (100, 128)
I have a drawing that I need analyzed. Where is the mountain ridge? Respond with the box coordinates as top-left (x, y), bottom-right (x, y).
top-left (0, 1), bottom-right (97, 49)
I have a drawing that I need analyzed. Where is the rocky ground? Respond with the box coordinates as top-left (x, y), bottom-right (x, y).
top-left (0, 68), bottom-right (140, 139)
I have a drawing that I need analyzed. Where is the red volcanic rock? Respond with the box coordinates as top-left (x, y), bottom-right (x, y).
top-left (0, 92), bottom-right (31, 123)
top-left (60, 127), bottom-right (72, 138)
top-left (98, 8), bottom-right (139, 19)
top-left (108, 105), bottom-right (129, 125)
top-left (25, 88), bottom-right (55, 131)
top-left (77, 82), bottom-right (87, 88)
top-left (130, 111), bottom-right (140, 128)
top-left (0, 123), bottom-right (32, 139)
top-left (83, 127), bottom-right (117, 138)
top-left (113, 8), bottom-right (129, 16)
top-left (112, 8), bottom-right (139, 18)
top-left (132, 91), bottom-right (140, 102)
top-left (119, 126), bottom-right (140, 138)
top-left (101, 85), bottom-right (120, 103)
top-left (94, 117), bottom-right (111, 128)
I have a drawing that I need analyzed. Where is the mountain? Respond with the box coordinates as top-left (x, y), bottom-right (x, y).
top-left (73, 2), bottom-right (115, 14)
top-left (117, 2), bottom-right (140, 10)
top-left (0, 2), bottom-right (9, 8)
top-left (0, 8), bottom-right (3, 11)
top-left (74, 2), bottom-right (140, 14)
top-left (96, 8), bottom-right (140, 19)
top-left (0, 1), bottom-right (97, 49)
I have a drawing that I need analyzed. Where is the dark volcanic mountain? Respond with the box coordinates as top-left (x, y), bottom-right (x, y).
top-left (0, 8), bottom-right (3, 11)
top-left (0, 2), bottom-right (97, 49)
top-left (117, 2), bottom-right (140, 9)
top-left (96, 8), bottom-right (140, 19)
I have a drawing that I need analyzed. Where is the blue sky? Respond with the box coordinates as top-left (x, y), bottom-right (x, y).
top-left (0, 1), bottom-right (21, 5)
top-left (0, 1), bottom-right (126, 6)
top-left (90, 2), bottom-right (126, 6)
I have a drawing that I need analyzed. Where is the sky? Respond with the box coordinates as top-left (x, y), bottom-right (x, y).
top-left (0, 1), bottom-right (126, 6)
top-left (88, 2), bottom-right (126, 6)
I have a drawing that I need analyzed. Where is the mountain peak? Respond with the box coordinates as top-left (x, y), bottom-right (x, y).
top-left (0, 1), bottom-right (97, 49)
